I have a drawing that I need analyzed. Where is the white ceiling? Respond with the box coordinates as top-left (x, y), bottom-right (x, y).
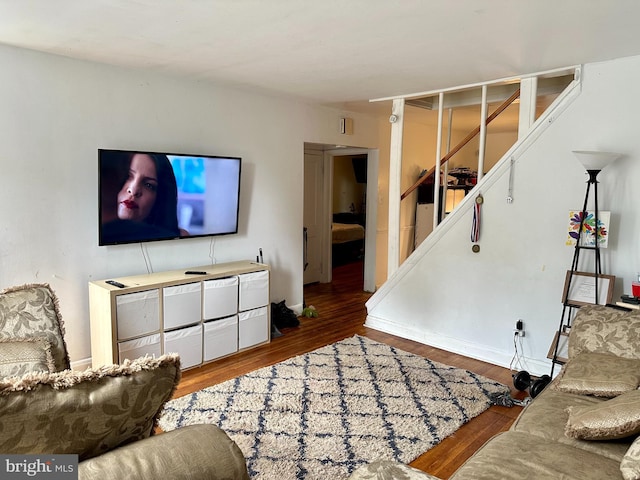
top-left (2, 1), bottom-right (640, 112)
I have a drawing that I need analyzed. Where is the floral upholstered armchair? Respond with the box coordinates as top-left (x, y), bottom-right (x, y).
top-left (0, 283), bottom-right (70, 377)
top-left (0, 283), bottom-right (249, 480)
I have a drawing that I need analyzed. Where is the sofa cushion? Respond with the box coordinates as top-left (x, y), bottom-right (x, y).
top-left (0, 283), bottom-right (70, 371)
top-left (554, 352), bottom-right (640, 397)
top-left (349, 460), bottom-right (439, 480)
top-left (565, 390), bottom-right (640, 440)
top-left (569, 305), bottom-right (640, 360)
top-left (510, 387), bottom-right (631, 461)
top-left (0, 337), bottom-right (56, 377)
top-left (79, 424), bottom-right (250, 480)
top-left (621, 436), bottom-right (640, 480)
top-left (450, 431), bottom-right (623, 480)
top-left (0, 354), bottom-right (180, 461)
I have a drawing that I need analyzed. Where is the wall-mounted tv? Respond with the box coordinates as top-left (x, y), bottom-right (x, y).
top-left (99, 149), bottom-right (241, 246)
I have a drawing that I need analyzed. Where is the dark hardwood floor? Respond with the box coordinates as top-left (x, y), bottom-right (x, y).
top-left (173, 260), bottom-right (524, 479)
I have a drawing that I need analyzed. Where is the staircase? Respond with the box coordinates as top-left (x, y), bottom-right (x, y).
top-left (364, 65), bottom-right (584, 373)
top-left (374, 67), bottom-right (581, 276)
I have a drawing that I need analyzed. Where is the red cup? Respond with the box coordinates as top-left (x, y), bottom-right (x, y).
top-left (632, 282), bottom-right (640, 298)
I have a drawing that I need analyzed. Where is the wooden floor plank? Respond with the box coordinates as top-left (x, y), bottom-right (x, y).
top-left (172, 260), bottom-right (524, 479)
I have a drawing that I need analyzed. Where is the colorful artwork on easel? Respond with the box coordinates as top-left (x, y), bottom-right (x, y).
top-left (566, 210), bottom-right (610, 248)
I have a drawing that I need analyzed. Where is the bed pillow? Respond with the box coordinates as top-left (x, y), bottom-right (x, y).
top-left (0, 337), bottom-right (56, 377)
top-left (0, 354), bottom-right (180, 461)
top-left (565, 390), bottom-right (640, 440)
top-left (554, 352), bottom-right (640, 397)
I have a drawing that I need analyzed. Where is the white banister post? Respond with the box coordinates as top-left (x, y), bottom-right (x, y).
top-left (433, 92), bottom-right (444, 228)
top-left (518, 77), bottom-right (538, 139)
top-left (387, 98), bottom-right (404, 277)
top-left (477, 85), bottom-right (488, 182)
top-left (441, 108), bottom-right (453, 219)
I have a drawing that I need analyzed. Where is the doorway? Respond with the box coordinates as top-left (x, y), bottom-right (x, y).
top-left (331, 154), bottom-right (367, 269)
top-left (303, 144), bottom-right (378, 293)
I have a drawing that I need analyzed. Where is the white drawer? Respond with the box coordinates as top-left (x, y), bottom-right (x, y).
top-left (163, 324), bottom-right (203, 369)
top-left (203, 316), bottom-right (238, 361)
top-left (203, 277), bottom-right (238, 320)
top-left (238, 271), bottom-right (269, 311)
top-left (118, 334), bottom-right (162, 363)
top-left (163, 282), bottom-right (202, 330)
top-left (238, 306), bottom-right (269, 349)
top-left (116, 289), bottom-right (160, 340)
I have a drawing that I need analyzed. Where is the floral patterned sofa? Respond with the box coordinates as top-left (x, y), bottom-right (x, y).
top-left (0, 283), bottom-right (249, 480)
top-left (350, 304), bottom-right (640, 480)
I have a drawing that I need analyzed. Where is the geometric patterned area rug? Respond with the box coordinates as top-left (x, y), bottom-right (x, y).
top-left (158, 335), bottom-right (509, 480)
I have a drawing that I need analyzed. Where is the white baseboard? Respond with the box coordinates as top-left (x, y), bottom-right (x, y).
top-left (70, 358), bottom-right (93, 371)
top-left (365, 314), bottom-right (551, 377)
top-left (289, 303), bottom-right (304, 315)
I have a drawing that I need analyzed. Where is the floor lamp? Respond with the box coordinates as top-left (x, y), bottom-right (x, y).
top-left (549, 150), bottom-right (621, 377)
top-left (569, 151), bottom-right (621, 281)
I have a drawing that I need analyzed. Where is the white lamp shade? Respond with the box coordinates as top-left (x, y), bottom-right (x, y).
top-left (572, 150), bottom-right (621, 171)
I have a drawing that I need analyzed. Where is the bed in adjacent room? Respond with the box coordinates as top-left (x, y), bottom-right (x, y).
top-left (332, 221), bottom-right (365, 266)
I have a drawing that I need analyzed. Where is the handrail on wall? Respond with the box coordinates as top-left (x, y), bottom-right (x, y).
top-left (400, 88), bottom-right (521, 201)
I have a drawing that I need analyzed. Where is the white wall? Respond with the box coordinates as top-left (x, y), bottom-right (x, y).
top-left (332, 155), bottom-right (366, 214)
top-left (367, 55), bottom-right (640, 376)
top-left (0, 45), bottom-right (379, 367)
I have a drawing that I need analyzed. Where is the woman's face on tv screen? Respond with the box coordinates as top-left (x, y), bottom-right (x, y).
top-left (117, 153), bottom-right (158, 223)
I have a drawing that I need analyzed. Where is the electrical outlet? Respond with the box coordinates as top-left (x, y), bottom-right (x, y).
top-left (514, 320), bottom-right (525, 337)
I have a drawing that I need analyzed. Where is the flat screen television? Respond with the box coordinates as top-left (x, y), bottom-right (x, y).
top-left (99, 149), bottom-right (241, 246)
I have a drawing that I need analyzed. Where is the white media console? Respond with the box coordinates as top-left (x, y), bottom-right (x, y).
top-left (89, 260), bottom-right (270, 370)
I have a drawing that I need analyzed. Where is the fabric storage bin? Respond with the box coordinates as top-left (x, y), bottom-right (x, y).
top-left (203, 316), bottom-right (238, 361)
top-left (238, 306), bottom-right (269, 349)
top-left (163, 282), bottom-right (201, 330)
top-left (203, 277), bottom-right (239, 320)
top-left (116, 289), bottom-right (160, 340)
top-left (163, 324), bottom-right (203, 369)
top-left (238, 271), bottom-right (269, 311)
top-left (118, 334), bottom-right (161, 363)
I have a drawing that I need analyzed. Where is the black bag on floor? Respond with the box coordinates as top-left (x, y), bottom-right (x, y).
top-left (271, 300), bottom-right (300, 329)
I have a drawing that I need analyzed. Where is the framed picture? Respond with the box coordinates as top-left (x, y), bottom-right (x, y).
top-left (562, 271), bottom-right (615, 307)
top-left (566, 210), bottom-right (610, 248)
top-left (547, 331), bottom-right (570, 364)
